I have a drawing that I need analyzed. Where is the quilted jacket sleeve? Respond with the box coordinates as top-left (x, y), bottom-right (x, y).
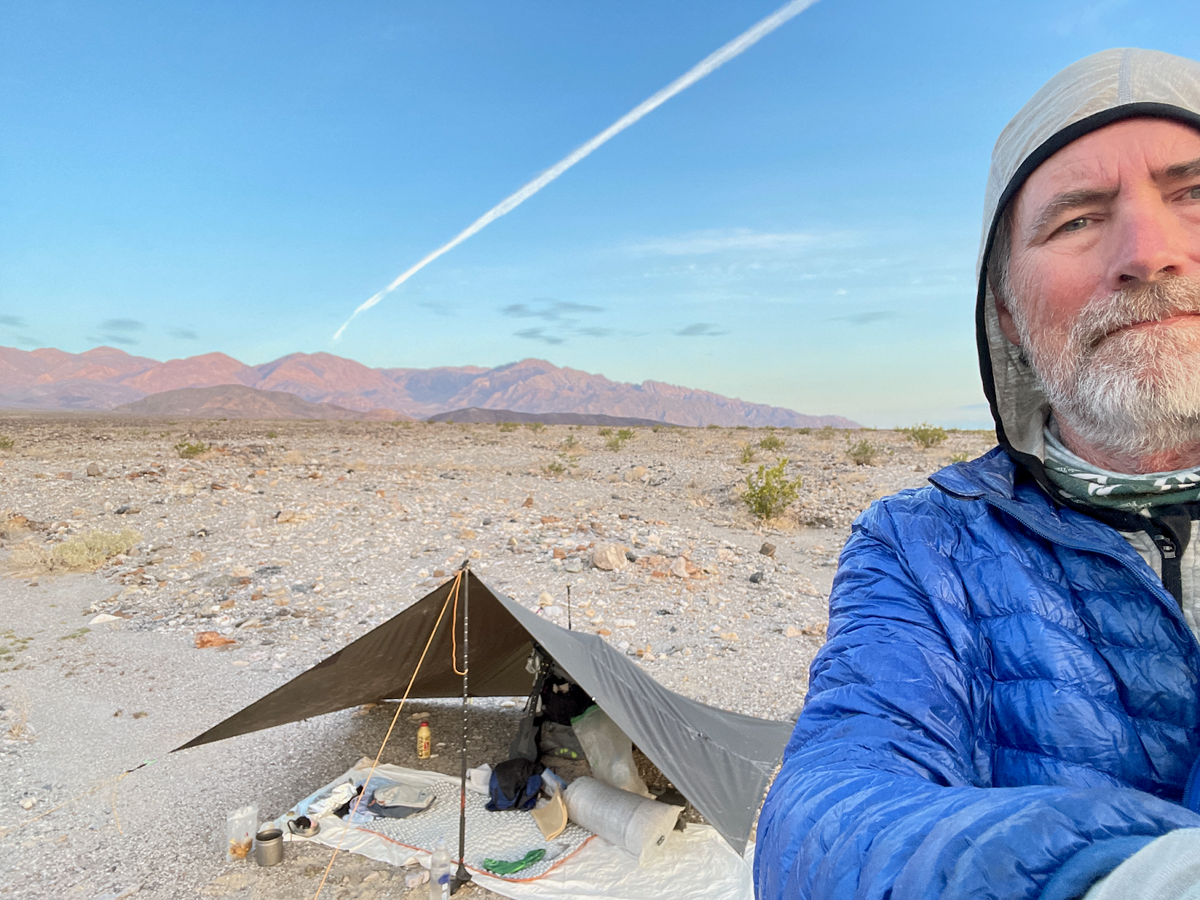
top-left (754, 500), bottom-right (1200, 900)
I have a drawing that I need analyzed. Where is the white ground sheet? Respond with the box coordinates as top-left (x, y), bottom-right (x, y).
top-left (273, 759), bottom-right (753, 900)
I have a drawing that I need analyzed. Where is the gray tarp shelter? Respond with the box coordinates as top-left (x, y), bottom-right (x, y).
top-left (177, 569), bottom-right (794, 853)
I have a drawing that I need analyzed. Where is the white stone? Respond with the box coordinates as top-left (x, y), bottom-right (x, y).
top-left (591, 543), bottom-right (629, 571)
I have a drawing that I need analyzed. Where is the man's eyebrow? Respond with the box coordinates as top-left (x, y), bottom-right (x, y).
top-left (1026, 188), bottom-right (1117, 238)
top-left (1159, 156), bottom-right (1200, 181)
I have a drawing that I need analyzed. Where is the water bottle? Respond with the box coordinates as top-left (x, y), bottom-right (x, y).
top-left (430, 838), bottom-right (451, 900)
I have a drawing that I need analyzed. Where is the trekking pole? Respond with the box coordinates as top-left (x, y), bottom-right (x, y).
top-left (567, 584), bottom-right (572, 631)
top-left (452, 560), bottom-right (472, 894)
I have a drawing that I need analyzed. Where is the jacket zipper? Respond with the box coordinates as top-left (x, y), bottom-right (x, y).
top-left (980, 495), bottom-right (1200, 812)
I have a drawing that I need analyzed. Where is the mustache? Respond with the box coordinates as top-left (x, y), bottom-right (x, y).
top-left (1071, 276), bottom-right (1200, 352)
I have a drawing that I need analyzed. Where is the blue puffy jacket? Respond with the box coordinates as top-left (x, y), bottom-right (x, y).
top-left (755, 449), bottom-right (1200, 900)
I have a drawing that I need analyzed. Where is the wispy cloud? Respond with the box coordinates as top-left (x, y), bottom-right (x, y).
top-left (169, 328), bottom-right (199, 340)
top-left (830, 310), bottom-right (898, 326)
top-left (630, 228), bottom-right (854, 257)
top-left (90, 333), bottom-right (140, 346)
top-left (675, 322), bottom-right (729, 337)
top-left (0, 315), bottom-right (26, 328)
top-left (504, 299), bottom-right (611, 344)
top-left (502, 300), bottom-right (604, 320)
top-left (100, 318), bottom-right (144, 332)
top-left (1050, 0), bottom-right (1134, 36)
top-left (515, 327), bottom-right (565, 345)
top-left (418, 299), bottom-right (457, 318)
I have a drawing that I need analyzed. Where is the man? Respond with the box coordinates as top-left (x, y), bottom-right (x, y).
top-left (755, 49), bottom-right (1200, 900)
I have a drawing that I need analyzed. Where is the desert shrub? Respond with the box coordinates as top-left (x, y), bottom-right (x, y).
top-left (174, 440), bottom-right (209, 459)
top-left (743, 458), bottom-right (802, 520)
top-left (597, 427), bottom-right (612, 436)
top-left (705, 423), bottom-right (721, 430)
top-left (498, 422), bottom-right (519, 433)
top-left (0, 436), bottom-right (13, 451)
top-left (740, 445), bottom-right (755, 464)
top-left (816, 425), bottom-right (837, 441)
top-left (561, 434), bottom-right (579, 450)
top-left (901, 422), bottom-right (948, 449)
top-left (10, 527), bottom-right (141, 574)
top-left (950, 451), bottom-right (971, 463)
top-left (524, 422), bottom-right (545, 433)
top-left (543, 454), bottom-right (577, 476)
top-left (794, 427), bottom-right (812, 435)
top-left (758, 434), bottom-right (786, 452)
top-left (266, 430), bottom-right (278, 439)
top-left (605, 428), bottom-right (635, 452)
top-left (846, 436), bottom-right (880, 466)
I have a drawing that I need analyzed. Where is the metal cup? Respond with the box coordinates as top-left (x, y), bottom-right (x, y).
top-left (255, 827), bottom-right (284, 867)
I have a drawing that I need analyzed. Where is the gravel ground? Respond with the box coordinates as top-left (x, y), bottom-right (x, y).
top-left (0, 416), bottom-right (994, 898)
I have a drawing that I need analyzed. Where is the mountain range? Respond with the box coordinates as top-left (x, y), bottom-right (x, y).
top-left (0, 346), bottom-right (857, 428)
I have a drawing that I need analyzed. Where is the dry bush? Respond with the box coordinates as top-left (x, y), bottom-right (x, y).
top-left (743, 458), bottom-right (802, 520)
top-left (3, 697), bottom-right (34, 742)
top-left (174, 440), bottom-right (209, 458)
top-left (9, 528), bottom-right (141, 574)
top-left (845, 437), bottom-right (881, 466)
top-left (758, 434), bottom-right (786, 452)
top-left (900, 422), bottom-right (948, 449)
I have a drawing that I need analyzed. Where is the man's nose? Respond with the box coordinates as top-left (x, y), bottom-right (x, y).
top-left (1109, 193), bottom-right (1197, 287)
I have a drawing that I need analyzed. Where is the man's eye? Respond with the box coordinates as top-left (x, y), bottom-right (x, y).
top-left (1189, 186), bottom-right (1200, 200)
top-left (1060, 217), bottom-right (1088, 233)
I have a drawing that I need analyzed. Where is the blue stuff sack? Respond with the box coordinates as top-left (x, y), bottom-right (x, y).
top-left (486, 757), bottom-right (544, 811)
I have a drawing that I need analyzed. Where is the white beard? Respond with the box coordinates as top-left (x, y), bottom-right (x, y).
top-left (1011, 276), bottom-right (1200, 458)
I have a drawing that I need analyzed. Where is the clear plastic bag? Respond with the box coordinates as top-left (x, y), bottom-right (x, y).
top-left (570, 706), bottom-right (650, 797)
top-left (226, 803), bottom-right (258, 862)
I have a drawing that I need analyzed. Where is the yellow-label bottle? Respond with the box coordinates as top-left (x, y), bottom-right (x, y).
top-left (417, 721), bottom-right (432, 759)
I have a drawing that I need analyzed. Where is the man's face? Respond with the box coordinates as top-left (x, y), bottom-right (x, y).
top-left (997, 118), bottom-right (1200, 460)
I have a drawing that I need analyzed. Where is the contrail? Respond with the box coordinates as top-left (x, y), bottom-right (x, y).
top-left (333, 0), bottom-right (819, 340)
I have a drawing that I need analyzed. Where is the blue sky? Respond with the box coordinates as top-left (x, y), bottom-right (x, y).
top-left (2, 0), bottom-right (1197, 427)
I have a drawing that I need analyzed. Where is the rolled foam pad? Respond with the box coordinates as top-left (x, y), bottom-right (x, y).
top-left (564, 776), bottom-right (683, 866)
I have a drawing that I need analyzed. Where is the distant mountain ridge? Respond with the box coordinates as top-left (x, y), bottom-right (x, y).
top-left (113, 385), bottom-right (366, 420)
top-left (426, 408), bottom-right (665, 427)
top-left (0, 345), bottom-right (858, 428)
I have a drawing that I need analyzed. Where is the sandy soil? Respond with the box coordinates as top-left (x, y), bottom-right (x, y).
top-left (0, 415), bottom-right (993, 898)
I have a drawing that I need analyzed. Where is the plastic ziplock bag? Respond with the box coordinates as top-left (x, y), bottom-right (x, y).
top-left (226, 803), bottom-right (258, 862)
top-left (571, 706), bottom-right (649, 797)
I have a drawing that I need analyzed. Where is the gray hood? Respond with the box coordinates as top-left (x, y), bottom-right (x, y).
top-left (978, 48), bottom-right (1200, 468)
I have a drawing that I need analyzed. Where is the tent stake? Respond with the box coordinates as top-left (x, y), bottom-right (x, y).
top-left (452, 561), bottom-right (472, 894)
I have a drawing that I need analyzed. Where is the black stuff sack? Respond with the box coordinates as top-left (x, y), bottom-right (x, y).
top-left (486, 757), bottom-right (544, 812)
top-left (540, 679), bottom-right (592, 726)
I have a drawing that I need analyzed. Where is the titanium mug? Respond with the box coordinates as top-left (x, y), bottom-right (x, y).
top-left (255, 827), bottom-right (284, 867)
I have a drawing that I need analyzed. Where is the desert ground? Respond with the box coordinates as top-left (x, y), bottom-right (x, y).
top-left (0, 414), bottom-right (994, 899)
